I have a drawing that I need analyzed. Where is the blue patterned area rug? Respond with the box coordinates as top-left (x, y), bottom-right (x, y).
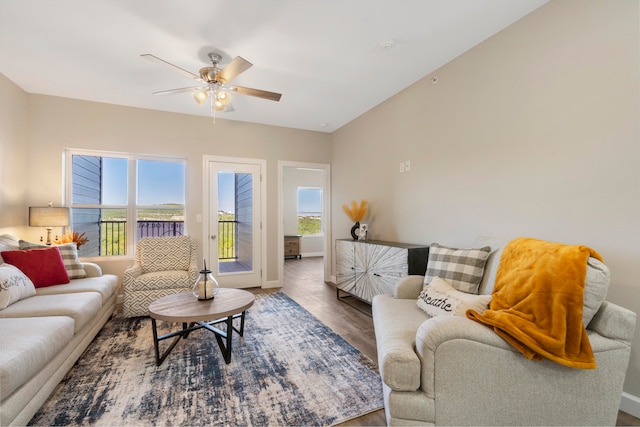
top-left (28, 292), bottom-right (383, 426)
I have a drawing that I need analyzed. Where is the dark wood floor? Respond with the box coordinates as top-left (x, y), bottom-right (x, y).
top-left (275, 256), bottom-right (640, 427)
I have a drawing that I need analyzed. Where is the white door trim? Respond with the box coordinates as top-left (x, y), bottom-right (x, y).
top-left (203, 155), bottom-right (267, 288)
top-left (277, 161), bottom-right (331, 284)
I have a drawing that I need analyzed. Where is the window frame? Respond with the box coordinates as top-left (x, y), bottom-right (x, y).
top-left (64, 149), bottom-right (187, 259)
top-left (296, 186), bottom-right (323, 236)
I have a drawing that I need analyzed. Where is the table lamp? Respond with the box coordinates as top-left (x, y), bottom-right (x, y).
top-left (28, 202), bottom-right (70, 245)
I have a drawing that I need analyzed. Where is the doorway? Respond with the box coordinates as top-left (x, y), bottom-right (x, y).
top-left (205, 157), bottom-right (265, 289)
top-left (278, 161), bottom-right (331, 285)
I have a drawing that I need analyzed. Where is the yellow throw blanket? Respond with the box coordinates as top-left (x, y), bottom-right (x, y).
top-left (467, 237), bottom-right (601, 369)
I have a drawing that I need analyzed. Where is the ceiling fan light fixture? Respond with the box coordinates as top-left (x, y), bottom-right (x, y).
top-left (213, 99), bottom-right (226, 112)
top-left (144, 51), bottom-right (281, 122)
top-left (217, 90), bottom-right (232, 105)
top-left (193, 90), bottom-right (208, 105)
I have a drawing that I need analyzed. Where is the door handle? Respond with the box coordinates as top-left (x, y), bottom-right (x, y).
top-left (211, 235), bottom-right (217, 240)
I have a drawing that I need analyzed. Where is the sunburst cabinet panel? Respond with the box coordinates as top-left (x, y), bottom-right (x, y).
top-left (335, 239), bottom-right (429, 303)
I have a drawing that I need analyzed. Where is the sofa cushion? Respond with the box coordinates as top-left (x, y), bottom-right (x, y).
top-left (0, 235), bottom-right (19, 264)
top-left (424, 244), bottom-right (491, 294)
top-left (83, 262), bottom-right (103, 278)
top-left (35, 274), bottom-right (118, 305)
top-left (0, 292), bottom-right (102, 333)
top-left (0, 248), bottom-right (70, 287)
top-left (583, 257), bottom-right (609, 327)
top-left (0, 316), bottom-right (74, 400)
top-left (19, 240), bottom-right (86, 279)
top-left (473, 236), bottom-right (512, 295)
top-left (0, 264), bottom-right (36, 309)
top-left (417, 277), bottom-right (491, 317)
top-left (127, 270), bottom-right (194, 291)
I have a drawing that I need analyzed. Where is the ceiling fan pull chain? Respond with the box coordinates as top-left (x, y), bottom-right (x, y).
top-left (211, 92), bottom-right (216, 124)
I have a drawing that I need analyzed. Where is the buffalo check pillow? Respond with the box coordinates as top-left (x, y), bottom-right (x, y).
top-left (19, 240), bottom-right (87, 279)
top-left (423, 243), bottom-right (491, 294)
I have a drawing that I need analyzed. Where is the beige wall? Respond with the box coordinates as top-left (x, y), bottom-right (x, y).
top-left (331, 0), bottom-right (640, 397)
top-left (0, 74), bottom-right (29, 234)
top-left (0, 87), bottom-right (332, 285)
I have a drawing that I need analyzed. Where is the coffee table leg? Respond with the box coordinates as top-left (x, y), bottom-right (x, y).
top-left (151, 320), bottom-right (194, 366)
top-left (238, 310), bottom-right (246, 336)
top-left (225, 315), bottom-right (234, 363)
top-left (192, 311), bottom-right (249, 364)
top-left (213, 315), bottom-right (234, 364)
top-left (151, 318), bottom-right (161, 366)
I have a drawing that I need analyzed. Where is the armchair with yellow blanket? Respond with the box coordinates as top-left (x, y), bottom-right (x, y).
top-left (372, 236), bottom-right (636, 426)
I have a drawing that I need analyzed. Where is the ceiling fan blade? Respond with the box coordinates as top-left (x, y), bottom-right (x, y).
top-left (141, 54), bottom-right (201, 81)
top-left (216, 56), bottom-right (253, 84)
top-left (229, 85), bottom-right (282, 102)
top-left (152, 86), bottom-right (207, 96)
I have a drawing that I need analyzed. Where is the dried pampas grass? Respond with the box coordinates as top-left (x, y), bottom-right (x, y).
top-left (342, 200), bottom-right (368, 222)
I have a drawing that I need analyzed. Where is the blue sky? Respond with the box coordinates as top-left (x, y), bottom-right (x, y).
top-left (297, 188), bottom-right (323, 213)
top-left (102, 159), bottom-right (321, 213)
top-left (102, 158), bottom-right (187, 206)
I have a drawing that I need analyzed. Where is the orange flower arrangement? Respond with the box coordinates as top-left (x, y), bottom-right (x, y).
top-left (342, 199), bottom-right (368, 223)
top-left (55, 230), bottom-right (88, 249)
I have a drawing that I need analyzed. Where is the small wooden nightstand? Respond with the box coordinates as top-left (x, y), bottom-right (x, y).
top-left (284, 235), bottom-right (302, 259)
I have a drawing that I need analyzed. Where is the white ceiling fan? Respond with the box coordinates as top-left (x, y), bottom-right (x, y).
top-left (142, 52), bottom-right (282, 118)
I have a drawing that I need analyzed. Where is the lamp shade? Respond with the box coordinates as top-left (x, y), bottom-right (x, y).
top-left (193, 90), bottom-right (208, 105)
top-left (29, 207), bottom-right (69, 227)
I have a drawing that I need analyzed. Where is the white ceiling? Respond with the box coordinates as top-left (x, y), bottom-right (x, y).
top-left (0, 0), bottom-right (549, 133)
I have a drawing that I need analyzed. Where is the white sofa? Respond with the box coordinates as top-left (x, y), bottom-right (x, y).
top-left (372, 237), bottom-right (636, 426)
top-left (0, 235), bottom-right (118, 426)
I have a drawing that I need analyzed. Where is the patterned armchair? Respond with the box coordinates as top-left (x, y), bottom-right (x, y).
top-left (122, 236), bottom-right (199, 317)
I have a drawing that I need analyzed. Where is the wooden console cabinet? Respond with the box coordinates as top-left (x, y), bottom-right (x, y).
top-left (335, 239), bottom-right (429, 304)
top-left (284, 235), bottom-right (302, 259)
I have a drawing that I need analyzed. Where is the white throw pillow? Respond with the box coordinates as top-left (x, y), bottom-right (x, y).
top-left (417, 276), bottom-right (492, 317)
top-left (0, 263), bottom-right (36, 309)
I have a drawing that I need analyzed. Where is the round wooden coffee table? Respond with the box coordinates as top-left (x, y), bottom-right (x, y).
top-left (148, 288), bottom-right (255, 366)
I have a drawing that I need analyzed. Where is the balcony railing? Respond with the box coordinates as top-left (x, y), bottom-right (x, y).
top-left (136, 220), bottom-right (185, 239)
top-left (218, 220), bottom-right (237, 260)
top-left (98, 220), bottom-right (236, 259)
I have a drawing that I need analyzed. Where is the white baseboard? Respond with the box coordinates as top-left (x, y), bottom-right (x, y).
top-left (620, 392), bottom-right (640, 418)
top-left (301, 252), bottom-right (324, 258)
top-left (263, 279), bottom-right (282, 289)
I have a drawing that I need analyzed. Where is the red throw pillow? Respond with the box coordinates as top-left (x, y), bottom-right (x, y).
top-left (1, 247), bottom-right (70, 287)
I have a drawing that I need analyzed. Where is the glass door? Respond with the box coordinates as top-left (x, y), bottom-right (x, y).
top-left (208, 160), bottom-right (262, 288)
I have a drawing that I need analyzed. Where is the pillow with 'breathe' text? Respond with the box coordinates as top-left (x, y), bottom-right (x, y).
top-left (0, 263), bottom-right (36, 309)
top-left (424, 243), bottom-right (491, 294)
top-left (417, 276), bottom-right (492, 317)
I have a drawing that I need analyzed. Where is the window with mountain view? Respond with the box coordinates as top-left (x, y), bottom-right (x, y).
top-left (297, 187), bottom-right (322, 235)
top-left (65, 151), bottom-right (185, 257)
